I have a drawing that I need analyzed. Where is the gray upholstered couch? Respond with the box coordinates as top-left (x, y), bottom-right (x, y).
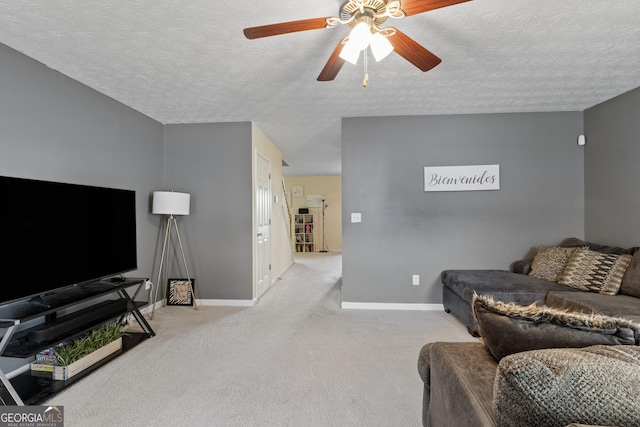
top-left (441, 237), bottom-right (640, 336)
top-left (418, 342), bottom-right (640, 427)
top-left (418, 237), bottom-right (640, 426)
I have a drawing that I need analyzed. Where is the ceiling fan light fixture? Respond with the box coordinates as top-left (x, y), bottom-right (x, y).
top-left (370, 32), bottom-right (393, 62)
top-left (339, 39), bottom-right (361, 65)
top-left (244, 0), bottom-right (468, 82)
top-left (348, 21), bottom-right (372, 51)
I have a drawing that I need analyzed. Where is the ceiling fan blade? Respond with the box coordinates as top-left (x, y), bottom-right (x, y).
top-left (244, 17), bottom-right (331, 39)
top-left (317, 39), bottom-right (347, 81)
top-left (400, 0), bottom-right (472, 17)
top-left (388, 30), bottom-right (441, 72)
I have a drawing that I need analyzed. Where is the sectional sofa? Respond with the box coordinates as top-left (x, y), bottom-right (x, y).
top-left (418, 341), bottom-right (640, 427)
top-left (417, 237), bottom-right (640, 426)
top-left (441, 237), bottom-right (640, 336)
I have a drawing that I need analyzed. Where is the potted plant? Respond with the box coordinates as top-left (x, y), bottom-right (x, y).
top-left (51, 323), bottom-right (125, 380)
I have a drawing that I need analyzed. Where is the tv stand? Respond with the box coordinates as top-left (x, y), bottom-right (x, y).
top-left (26, 295), bottom-right (51, 309)
top-left (0, 278), bottom-right (155, 405)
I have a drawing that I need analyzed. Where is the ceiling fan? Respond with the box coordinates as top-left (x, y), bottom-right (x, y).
top-left (243, 0), bottom-right (472, 83)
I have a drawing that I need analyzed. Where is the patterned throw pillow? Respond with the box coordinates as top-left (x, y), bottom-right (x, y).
top-left (558, 248), bottom-right (632, 295)
top-left (494, 345), bottom-right (640, 426)
top-left (529, 246), bottom-right (578, 282)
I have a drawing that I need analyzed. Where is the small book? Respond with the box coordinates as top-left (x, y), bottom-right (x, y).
top-left (30, 363), bottom-right (55, 373)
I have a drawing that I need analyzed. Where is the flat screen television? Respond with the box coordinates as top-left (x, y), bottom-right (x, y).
top-left (0, 176), bottom-right (137, 305)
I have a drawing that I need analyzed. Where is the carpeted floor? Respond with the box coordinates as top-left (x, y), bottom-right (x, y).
top-left (47, 253), bottom-right (475, 426)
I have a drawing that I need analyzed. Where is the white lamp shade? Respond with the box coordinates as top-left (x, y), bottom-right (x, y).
top-left (370, 32), bottom-right (394, 62)
top-left (152, 191), bottom-right (190, 215)
top-left (349, 22), bottom-right (372, 51)
top-left (339, 40), bottom-right (361, 65)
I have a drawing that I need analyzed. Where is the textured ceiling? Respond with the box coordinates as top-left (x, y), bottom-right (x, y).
top-left (1, 1), bottom-right (639, 175)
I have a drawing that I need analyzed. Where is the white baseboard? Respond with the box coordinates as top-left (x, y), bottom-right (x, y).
top-left (272, 260), bottom-right (295, 286)
top-left (146, 299), bottom-right (439, 311)
top-left (197, 299), bottom-right (256, 307)
top-left (341, 302), bottom-right (444, 311)
top-left (142, 299), bottom-right (256, 311)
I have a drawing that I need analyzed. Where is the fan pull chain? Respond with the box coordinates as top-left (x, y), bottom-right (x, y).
top-left (363, 49), bottom-right (369, 87)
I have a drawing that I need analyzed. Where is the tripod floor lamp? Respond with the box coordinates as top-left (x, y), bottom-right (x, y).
top-left (151, 191), bottom-right (197, 319)
top-left (319, 197), bottom-right (329, 252)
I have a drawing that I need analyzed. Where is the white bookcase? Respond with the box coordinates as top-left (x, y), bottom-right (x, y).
top-left (294, 214), bottom-right (315, 252)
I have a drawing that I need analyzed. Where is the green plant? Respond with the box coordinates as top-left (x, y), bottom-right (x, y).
top-left (54, 323), bottom-right (125, 366)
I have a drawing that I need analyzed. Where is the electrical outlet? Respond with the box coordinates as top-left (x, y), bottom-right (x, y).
top-left (412, 275), bottom-right (420, 286)
top-left (351, 213), bottom-right (362, 223)
top-left (145, 280), bottom-right (152, 290)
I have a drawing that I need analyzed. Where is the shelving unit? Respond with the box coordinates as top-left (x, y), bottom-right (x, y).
top-left (0, 278), bottom-right (154, 405)
top-left (294, 214), bottom-right (315, 252)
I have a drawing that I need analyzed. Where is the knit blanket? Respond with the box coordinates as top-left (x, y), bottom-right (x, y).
top-left (494, 345), bottom-right (640, 427)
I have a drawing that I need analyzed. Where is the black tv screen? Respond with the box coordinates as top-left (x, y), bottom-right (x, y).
top-left (0, 176), bottom-right (137, 304)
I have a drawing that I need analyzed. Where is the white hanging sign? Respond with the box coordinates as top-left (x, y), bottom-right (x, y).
top-left (292, 185), bottom-right (304, 197)
top-left (306, 194), bottom-right (324, 208)
top-left (424, 164), bottom-right (500, 192)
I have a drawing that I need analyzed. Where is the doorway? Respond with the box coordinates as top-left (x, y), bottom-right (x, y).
top-left (255, 151), bottom-right (271, 299)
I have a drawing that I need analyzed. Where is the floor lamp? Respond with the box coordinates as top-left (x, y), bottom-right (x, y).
top-left (151, 191), bottom-right (197, 319)
top-left (319, 198), bottom-right (329, 253)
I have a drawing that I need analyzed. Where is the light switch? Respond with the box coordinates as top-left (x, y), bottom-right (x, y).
top-left (351, 213), bottom-right (362, 223)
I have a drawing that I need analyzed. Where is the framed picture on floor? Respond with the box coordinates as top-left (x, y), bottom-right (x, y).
top-left (167, 278), bottom-right (195, 306)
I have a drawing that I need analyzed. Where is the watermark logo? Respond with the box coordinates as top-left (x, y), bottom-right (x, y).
top-left (0, 406), bottom-right (63, 427)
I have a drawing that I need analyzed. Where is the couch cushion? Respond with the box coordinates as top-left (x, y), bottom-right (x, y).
top-left (559, 237), bottom-right (637, 255)
top-left (510, 259), bottom-right (531, 275)
top-left (473, 295), bottom-right (640, 361)
top-left (529, 246), bottom-right (580, 282)
top-left (428, 342), bottom-right (496, 427)
top-left (441, 270), bottom-right (580, 307)
top-left (558, 248), bottom-right (632, 295)
top-left (620, 250), bottom-right (640, 298)
top-left (494, 345), bottom-right (640, 427)
top-left (545, 291), bottom-right (640, 319)
top-left (417, 343), bottom-right (433, 427)
top-left (417, 343), bottom-right (432, 386)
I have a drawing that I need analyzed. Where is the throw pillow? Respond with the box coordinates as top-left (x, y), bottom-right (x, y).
top-left (620, 250), bottom-right (640, 298)
top-left (529, 246), bottom-right (579, 282)
top-left (559, 236), bottom-right (638, 255)
top-left (472, 294), bottom-right (640, 361)
top-left (558, 248), bottom-right (632, 295)
top-left (494, 345), bottom-right (640, 427)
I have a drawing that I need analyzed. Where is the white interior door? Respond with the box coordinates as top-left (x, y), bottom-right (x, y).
top-left (255, 151), bottom-right (271, 299)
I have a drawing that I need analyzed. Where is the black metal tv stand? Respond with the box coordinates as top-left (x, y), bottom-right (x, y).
top-left (0, 278), bottom-right (155, 405)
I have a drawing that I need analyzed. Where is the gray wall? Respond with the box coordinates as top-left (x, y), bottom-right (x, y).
top-left (1, 41), bottom-right (257, 304)
top-left (584, 87), bottom-right (640, 247)
top-left (0, 42), bottom-right (163, 285)
top-left (342, 112), bottom-right (585, 304)
top-left (0, 43), bottom-right (163, 371)
top-left (163, 123), bottom-right (253, 300)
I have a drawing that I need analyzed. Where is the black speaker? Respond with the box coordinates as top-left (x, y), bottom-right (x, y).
top-left (298, 208), bottom-right (309, 214)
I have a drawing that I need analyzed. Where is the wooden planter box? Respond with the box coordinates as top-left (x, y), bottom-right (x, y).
top-left (52, 337), bottom-right (122, 380)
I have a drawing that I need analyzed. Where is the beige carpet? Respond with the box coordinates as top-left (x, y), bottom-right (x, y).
top-left (47, 253), bottom-right (475, 426)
